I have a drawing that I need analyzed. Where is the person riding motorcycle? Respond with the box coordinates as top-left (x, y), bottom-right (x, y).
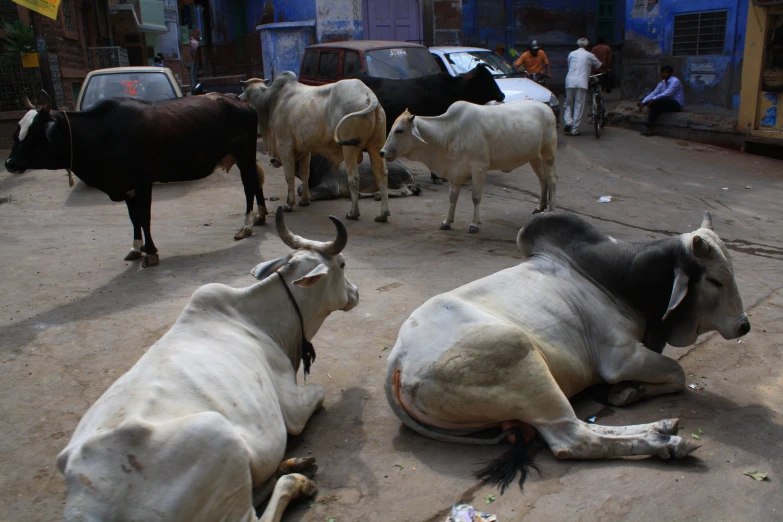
top-left (513, 41), bottom-right (551, 83)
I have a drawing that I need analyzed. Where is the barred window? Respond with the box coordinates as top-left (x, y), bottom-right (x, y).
top-left (673, 11), bottom-right (727, 56)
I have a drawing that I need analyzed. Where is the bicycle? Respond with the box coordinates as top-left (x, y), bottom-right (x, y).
top-left (588, 73), bottom-right (607, 138)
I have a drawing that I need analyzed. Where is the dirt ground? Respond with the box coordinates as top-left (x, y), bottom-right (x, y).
top-left (1, 127), bottom-right (781, 522)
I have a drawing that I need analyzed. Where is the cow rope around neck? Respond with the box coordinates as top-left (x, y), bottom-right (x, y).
top-left (275, 271), bottom-right (316, 378)
top-left (62, 111), bottom-right (74, 188)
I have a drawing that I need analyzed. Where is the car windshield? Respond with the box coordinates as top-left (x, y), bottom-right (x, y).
top-left (366, 48), bottom-right (441, 79)
top-left (80, 71), bottom-right (176, 110)
top-left (445, 51), bottom-right (520, 78)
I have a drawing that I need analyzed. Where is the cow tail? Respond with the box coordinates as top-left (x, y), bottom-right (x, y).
top-left (333, 92), bottom-right (380, 147)
top-left (474, 428), bottom-right (540, 493)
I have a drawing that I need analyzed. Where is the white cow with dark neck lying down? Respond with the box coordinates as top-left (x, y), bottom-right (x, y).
top-left (380, 101), bottom-right (557, 233)
top-left (57, 208), bottom-right (359, 522)
top-left (386, 212), bottom-right (749, 491)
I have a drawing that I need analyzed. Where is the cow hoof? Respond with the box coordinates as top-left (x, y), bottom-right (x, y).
top-left (660, 418), bottom-right (680, 436)
top-left (374, 193), bottom-right (382, 201)
top-left (532, 208), bottom-right (544, 215)
top-left (299, 199), bottom-right (310, 207)
top-left (673, 438), bottom-right (701, 459)
top-left (439, 223), bottom-right (451, 231)
top-left (253, 213), bottom-right (267, 226)
top-left (608, 386), bottom-right (639, 407)
top-left (270, 158), bottom-right (282, 168)
top-left (468, 225), bottom-right (480, 234)
top-left (124, 250), bottom-right (143, 261)
top-left (142, 254), bottom-right (160, 268)
top-left (279, 457), bottom-right (318, 478)
top-left (282, 204), bottom-right (294, 213)
top-left (234, 226), bottom-right (253, 240)
top-left (346, 211), bottom-right (360, 220)
top-left (374, 213), bottom-right (388, 223)
top-left (431, 173), bottom-right (444, 184)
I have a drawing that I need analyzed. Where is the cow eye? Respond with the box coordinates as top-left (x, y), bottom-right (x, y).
top-left (340, 262), bottom-right (346, 269)
top-left (394, 128), bottom-right (403, 134)
top-left (707, 277), bottom-right (723, 288)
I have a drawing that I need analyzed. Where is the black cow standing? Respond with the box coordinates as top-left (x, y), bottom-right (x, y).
top-left (356, 64), bottom-right (504, 183)
top-left (4, 91), bottom-right (266, 267)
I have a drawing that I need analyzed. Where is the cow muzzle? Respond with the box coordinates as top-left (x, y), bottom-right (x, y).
top-left (342, 283), bottom-right (359, 311)
top-left (380, 149), bottom-right (395, 162)
top-left (736, 316), bottom-right (751, 337)
top-left (4, 157), bottom-right (26, 174)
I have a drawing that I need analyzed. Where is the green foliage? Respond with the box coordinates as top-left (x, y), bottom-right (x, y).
top-left (2, 21), bottom-right (36, 56)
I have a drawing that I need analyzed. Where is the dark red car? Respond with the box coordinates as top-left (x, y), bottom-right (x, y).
top-left (299, 40), bottom-right (442, 86)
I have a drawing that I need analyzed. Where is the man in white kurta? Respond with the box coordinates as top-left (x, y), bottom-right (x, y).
top-left (564, 38), bottom-right (602, 136)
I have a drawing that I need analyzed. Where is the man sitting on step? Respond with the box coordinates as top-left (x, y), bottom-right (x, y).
top-left (637, 65), bottom-right (685, 137)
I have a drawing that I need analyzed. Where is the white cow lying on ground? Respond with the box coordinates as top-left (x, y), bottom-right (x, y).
top-left (241, 73), bottom-right (390, 222)
top-left (380, 101), bottom-right (557, 233)
top-left (57, 208), bottom-right (359, 522)
top-left (386, 212), bottom-right (749, 491)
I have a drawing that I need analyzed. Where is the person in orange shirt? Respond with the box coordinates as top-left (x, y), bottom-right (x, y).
top-left (591, 36), bottom-right (613, 93)
top-left (513, 41), bottom-right (551, 78)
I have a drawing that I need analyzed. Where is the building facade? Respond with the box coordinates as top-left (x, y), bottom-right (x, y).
top-left (738, 1), bottom-right (783, 139)
top-left (622, 0), bottom-right (748, 110)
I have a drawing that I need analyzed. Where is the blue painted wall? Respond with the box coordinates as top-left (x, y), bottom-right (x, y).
top-left (623, 0), bottom-right (747, 109)
top-left (462, 0), bottom-right (627, 85)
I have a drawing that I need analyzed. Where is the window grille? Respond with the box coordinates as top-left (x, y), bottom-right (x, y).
top-left (673, 10), bottom-right (727, 56)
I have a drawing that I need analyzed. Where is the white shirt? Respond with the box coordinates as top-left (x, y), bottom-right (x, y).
top-left (565, 48), bottom-right (602, 90)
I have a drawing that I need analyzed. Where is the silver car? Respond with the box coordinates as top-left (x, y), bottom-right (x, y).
top-left (429, 46), bottom-right (560, 120)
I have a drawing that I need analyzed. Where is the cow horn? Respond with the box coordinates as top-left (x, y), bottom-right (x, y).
top-left (275, 206), bottom-right (305, 250)
top-left (321, 215), bottom-right (348, 256)
top-left (38, 90), bottom-right (51, 113)
top-left (274, 207), bottom-right (347, 256)
top-left (701, 211), bottom-right (713, 230)
top-left (22, 94), bottom-right (35, 110)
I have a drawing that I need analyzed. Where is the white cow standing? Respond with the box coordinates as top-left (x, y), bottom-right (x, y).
top-left (241, 72), bottom-right (390, 223)
top-left (380, 101), bottom-right (557, 233)
top-left (57, 208), bottom-right (359, 522)
top-left (386, 212), bottom-right (750, 491)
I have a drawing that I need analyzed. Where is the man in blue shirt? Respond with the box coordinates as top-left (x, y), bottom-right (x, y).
top-left (637, 65), bottom-right (684, 136)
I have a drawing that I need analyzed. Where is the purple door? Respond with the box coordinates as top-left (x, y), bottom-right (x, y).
top-left (363, 0), bottom-right (422, 42)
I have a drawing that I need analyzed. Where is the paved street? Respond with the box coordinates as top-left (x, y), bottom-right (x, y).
top-left (1, 126), bottom-right (781, 521)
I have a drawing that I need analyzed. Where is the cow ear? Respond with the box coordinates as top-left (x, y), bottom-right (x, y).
top-left (293, 263), bottom-right (330, 288)
top-left (663, 267), bottom-right (689, 321)
top-left (692, 235), bottom-right (711, 258)
top-left (251, 255), bottom-right (290, 280)
top-left (411, 118), bottom-right (427, 144)
top-left (406, 111), bottom-right (414, 122)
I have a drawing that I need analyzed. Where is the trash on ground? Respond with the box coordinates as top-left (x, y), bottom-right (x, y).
top-left (485, 495), bottom-right (496, 504)
top-left (744, 470), bottom-right (768, 481)
top-left (745, 186), bottom-right (752, 189)
top-left (722, 187), bottom-right (728, 190)
top-left (587, 416), bottom-right (598, 423)
top-left (738, 339), bottom-right (745, 344)
top-left (446, 504), bottom-right (498, 522)
top-left (269, 196), bottom-right (280, 201)
top-left (698, 426), bottom-right (704, 434)
top-left (691, 433), bottom-right (701, 440)
top-left (598, 195), bottom-right (612, 203)
top-left (688, 383), bottom-right (705, 391)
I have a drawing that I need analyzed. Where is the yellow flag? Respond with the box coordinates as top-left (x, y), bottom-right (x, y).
top-left (13, 0), bottom-right (62, 20)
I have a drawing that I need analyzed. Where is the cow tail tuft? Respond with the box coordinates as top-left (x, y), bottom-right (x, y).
top-left (474, 428), bottom-right (539, 493)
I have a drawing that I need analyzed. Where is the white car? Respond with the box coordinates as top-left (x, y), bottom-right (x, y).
top-left (429, 46), bottom-right (560, 120)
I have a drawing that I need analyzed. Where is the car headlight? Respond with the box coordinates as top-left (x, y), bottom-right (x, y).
top-left (549, 93), bottom-right (559, 107)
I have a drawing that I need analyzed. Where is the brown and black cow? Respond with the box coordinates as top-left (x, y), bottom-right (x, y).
top-left (4, 91), bottom-right (266, 267)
